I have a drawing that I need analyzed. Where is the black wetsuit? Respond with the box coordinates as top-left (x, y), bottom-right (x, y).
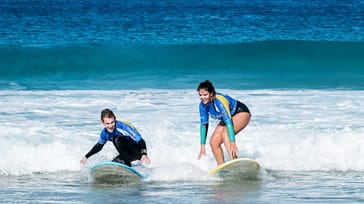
top-left (84, 120), bottom-right (148, 166)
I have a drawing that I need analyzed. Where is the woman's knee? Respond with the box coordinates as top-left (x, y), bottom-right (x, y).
top-left (209, 133), bottom-right (223, 147)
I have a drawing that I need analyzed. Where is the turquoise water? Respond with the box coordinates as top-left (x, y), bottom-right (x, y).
top-left (1, 0), bottom-right (364, 203)
top-left (1, 41), bottom-right (364, 90)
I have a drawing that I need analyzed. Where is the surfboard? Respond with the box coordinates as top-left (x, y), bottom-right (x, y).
top-left (90, 161), bottom-right (147, 183)
top-left (209, 158), bottom-right (260, 180)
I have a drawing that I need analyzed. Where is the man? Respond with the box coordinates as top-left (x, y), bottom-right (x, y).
top-left (80, 108), bottom-right (151, 166)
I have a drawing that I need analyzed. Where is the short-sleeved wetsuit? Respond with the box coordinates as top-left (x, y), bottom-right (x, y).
top-left (199, 93), bottom-right (250, 144)
top-left (85, 120), bottom-right (147, 166)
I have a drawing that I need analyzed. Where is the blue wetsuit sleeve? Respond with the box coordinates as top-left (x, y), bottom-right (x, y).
top-left (199, 102), bottom-right (209, 124)
top-left (97, 129), bottom-right (108, 144)
top-left (199, 103), bottom-right (209, 144)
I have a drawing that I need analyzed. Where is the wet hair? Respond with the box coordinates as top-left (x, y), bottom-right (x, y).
top-left (101, 108), bottom-right (116, 122)
top-left (197, 80), bottom-right (216, 95)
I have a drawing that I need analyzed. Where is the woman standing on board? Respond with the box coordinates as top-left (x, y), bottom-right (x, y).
top-left (197, 80), bottom-right (251, 166)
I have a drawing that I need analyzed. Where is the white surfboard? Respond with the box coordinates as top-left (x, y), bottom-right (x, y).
top-left (209, 158), bottom-right (260, 180)
top-left (90, 161), bottom-right (147, 183)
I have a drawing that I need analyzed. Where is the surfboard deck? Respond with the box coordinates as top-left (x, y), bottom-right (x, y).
top-left (90, 161), bottom-right (147, 183)
top-left (209, 158), bottom-right (260, 180)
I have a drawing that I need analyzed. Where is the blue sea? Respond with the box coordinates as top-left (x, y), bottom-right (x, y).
top-left (1, 0), bottom-right (364, 203)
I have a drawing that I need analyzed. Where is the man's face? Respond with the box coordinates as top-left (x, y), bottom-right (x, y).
top-left (102, 117), bottom-right (115, 132)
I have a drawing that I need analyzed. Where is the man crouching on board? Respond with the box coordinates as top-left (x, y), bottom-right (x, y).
top-left (80, 108), bottom-right (151, 167)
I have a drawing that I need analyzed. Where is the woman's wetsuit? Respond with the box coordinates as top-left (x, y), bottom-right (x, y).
top-left (199, 93), bottom-right (250, 144)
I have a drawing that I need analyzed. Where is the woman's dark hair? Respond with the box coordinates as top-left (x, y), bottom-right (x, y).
top-left (101, 108), bottom-right (116, 122)
top-left (197, 80), bottom-right (216, 95)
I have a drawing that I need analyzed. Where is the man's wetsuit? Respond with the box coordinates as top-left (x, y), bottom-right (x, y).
top-left (84, 120), bottom-right (148, 166)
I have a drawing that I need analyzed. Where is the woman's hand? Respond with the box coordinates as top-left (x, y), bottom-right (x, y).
top-left (230, 142), bottom-right (238, 159)
top-left (197, 145), bottom-right (206, 160)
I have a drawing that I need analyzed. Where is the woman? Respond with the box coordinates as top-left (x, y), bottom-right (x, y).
top-left (197, 80), bottom-right (251, 166)
top-left (80, 108), bottom-right (151, 167)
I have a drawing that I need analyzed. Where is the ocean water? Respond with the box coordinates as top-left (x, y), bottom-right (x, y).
top-left (1, 0), bottom-right (364, 203)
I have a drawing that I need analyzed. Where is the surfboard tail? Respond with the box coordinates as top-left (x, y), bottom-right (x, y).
top-left (209, 158), bottom-right (260, 180)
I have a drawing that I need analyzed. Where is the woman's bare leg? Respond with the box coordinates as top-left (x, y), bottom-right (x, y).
top-left (221, 112), bottom-right (251, 160)
top-left (210, 125), bottom-right (225, 165)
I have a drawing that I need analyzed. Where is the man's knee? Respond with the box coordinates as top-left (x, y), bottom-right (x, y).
top-left (112, 156), bottom-right (131, 167)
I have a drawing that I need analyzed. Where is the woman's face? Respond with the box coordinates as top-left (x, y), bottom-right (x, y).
top-left (198, 89), bottom-right (213, 104)
top-left (102, 117), bottom-right (115, 132)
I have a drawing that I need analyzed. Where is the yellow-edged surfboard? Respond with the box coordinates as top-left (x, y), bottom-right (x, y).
top-left (209, 158), bottom-right (260, 180)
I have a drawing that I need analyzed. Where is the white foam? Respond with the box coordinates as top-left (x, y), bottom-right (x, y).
top-left (0, 89), bottom-right (363, 177)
